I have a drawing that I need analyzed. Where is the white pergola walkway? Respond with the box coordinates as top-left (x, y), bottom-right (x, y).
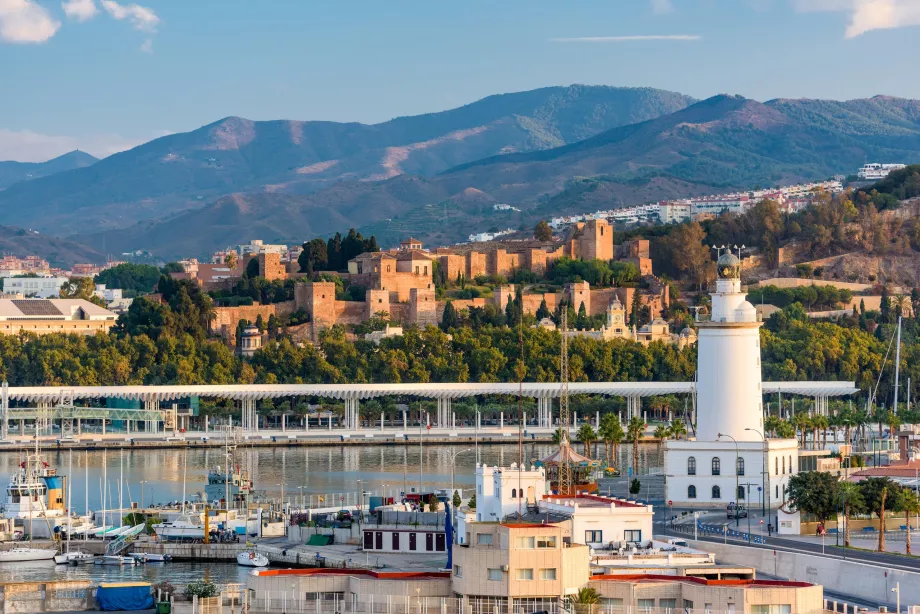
top-left (0, 381), bottom-right (858, 438)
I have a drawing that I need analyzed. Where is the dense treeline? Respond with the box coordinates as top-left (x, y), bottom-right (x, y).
top-left (298, 228), bottom-right (379, 274)
top-left (651, 191), bottom-right (920, 281)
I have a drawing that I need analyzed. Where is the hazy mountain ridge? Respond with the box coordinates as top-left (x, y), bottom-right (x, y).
top-left (12, 88), bottom-right (920, 259)
top-left (0, 150), bottom-right (97, 190)
top-left (0, 85), bottom-right (695, 235)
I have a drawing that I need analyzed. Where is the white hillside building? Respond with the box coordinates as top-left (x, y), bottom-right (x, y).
top-left (665, 251), bottom-right (798, 509)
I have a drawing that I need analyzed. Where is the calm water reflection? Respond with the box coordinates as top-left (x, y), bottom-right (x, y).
top-left (0, 443), bottom-right (663, 511)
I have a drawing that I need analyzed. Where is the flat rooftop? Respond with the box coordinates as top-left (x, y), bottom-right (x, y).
top-left (543, 494), bottom-right (646, 508)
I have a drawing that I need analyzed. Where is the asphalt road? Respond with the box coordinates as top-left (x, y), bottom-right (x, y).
top-left (657, 524), bottom-right (920, 573)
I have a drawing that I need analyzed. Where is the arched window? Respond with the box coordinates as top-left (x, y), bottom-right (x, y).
top-left (789, 455), bottom-right (793, 473)
top-left (688, 485), bottom-right (697, 499)
top-left (782, 457), bottom-right (786, 475)
top-left (712, 486), bottom-right (721, 499)
top-left (737, 457), bottom-right (745, 476)
top-left (738, 485), bottom-right (745, 500)
top-left (688, 457), bottom-right (697, 476)
top-left (775, 457), bottom-right (779, 475)
top-left (511, 489), bottom-right (517, 499)
top-left (711, 457), bottom-right (721, 476)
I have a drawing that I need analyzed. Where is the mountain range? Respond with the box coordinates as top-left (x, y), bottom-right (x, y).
top-left (3, 85), bottom-right (920, 262)
top-left (0, 150), bottom-right (97, 191)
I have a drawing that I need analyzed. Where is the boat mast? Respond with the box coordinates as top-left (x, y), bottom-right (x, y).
top-left (181, 450), bottom-right (187, 514)
top-left (118, 449), bottom-right (123, 529)
top-left (67, 450), bottom-right (72, 553)
top-left (84, 450), bottom-right (88, 543)
top-left (102, 450), bottom-right (107, 537)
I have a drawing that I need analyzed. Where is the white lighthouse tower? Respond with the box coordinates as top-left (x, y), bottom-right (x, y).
top-left (665, 250), bottom-right (799, 510)
top-left (696, 251), bottom-right (763, 442)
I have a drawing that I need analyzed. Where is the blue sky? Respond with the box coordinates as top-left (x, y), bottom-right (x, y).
top-left (2, 0), bottom-right (920, 161)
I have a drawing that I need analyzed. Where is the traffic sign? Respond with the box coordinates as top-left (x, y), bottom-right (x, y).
top-left (668, 500), bottom-right (673, 507)
top-left (760, 519), bottom-right (764, 524)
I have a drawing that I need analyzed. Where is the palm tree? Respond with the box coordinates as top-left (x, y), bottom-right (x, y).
top-left (774, 419), bottom-right (796, 440)
top-left (897, 487), bottom-right (920, 555)
top-left (577, 424), bottom-right (597, 458)
top-left (573, 587), bottom-right (601, 614)
top-left (599, 413), bottom-right (624, 469)
top-left (812, 415), bottom-right (830, 449)
top-left (653, 424), bottom-right (669, 447)
top-left (669, 420), bottom-right (687, 441)
top-left (887, 410), bottom-right (901, 436)
top-left (627, 416), bottom-right (645, 476)
top-left (835, 481), bottom-right (864, 548)
top-left (792, 414), bottom-right (812, 449)
top-left (551, 427), bottom-right (566, 446)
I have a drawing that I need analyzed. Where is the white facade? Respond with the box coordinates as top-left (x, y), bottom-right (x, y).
top-left (690, 196), bottom-right (751, 218)
top-left (665, 439), bottom-right (798, 507)
top-left (540, 495), bottom-right (654, 548)
top-left (474, 463), bottom-right (546, 522)
top-left (658, 201), bottom-right (691, 224)
top-left (238, 240), bottom-right (287, 256)
top-left (857, 163), bottom-right (905, 181)
top-left (94, 284), bottom-right (123, 302)
top-left (3, 277), bottom-right (68, 298)
top-left (665, 251), bottom-right (799, 508)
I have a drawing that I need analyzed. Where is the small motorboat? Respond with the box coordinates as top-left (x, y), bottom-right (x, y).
top-left (131, 552), bottom-right (172, 563)
top-left (236, 550), bottom-right (269, 567)
top-left (54, 550), bottom-right (95, 565)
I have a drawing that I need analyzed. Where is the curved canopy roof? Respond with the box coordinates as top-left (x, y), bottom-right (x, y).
top-left (2, 381), bottom-right (859, 403)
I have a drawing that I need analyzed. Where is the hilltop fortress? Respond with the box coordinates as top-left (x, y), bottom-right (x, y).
top-left (204, 220), bottom-right (676, 346)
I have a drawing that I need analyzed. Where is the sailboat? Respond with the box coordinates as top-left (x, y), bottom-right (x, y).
top-left (55, 451), bottom-right (94, 565)
top-left (1, 425), bottom-right (59, 563)
top-left (152, 451), bottom-right (205, 540)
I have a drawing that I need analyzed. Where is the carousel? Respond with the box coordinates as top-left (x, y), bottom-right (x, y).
top-left (536, 444), bottom-right (602, 494)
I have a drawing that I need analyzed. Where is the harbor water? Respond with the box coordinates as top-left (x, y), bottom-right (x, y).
top-left (0, 442), bottom-right (663, 583)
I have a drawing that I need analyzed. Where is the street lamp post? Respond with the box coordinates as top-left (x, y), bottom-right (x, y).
top-left (449, 448), bottom-right (474, 500)
top-left (746, 427), bottom-right (771, 531)
top-left (719, 433), bottom-right (740, 526)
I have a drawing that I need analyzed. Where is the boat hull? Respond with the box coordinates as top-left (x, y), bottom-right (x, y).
top-left (237, 551), bottom-right (269, 567)
top-left (0, 548), bottom-right (56, 562)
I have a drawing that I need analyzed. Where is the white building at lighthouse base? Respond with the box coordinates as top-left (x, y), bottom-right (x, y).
top-left (664, 438), bottom-right (798, 507)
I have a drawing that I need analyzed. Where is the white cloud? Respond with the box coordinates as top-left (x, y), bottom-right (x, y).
top-left (0, 128), bottom-right (145, 162)
top-left (793, 0), bottom-right (920, 37)
top-left (0, 0), bottom-right (61, 43)
top-left (651, 0), bottom-right (674, 14)
top-left (139, 37), bottom-right (151, 53)
top-left (62, 0), bottom-right (98, 22)
top-left (550, 35), bottom-right (701, 42)
top-left (100, 0), bottom-right (158, 32)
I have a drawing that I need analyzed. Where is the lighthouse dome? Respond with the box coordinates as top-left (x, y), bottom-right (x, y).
top-left (717, 252), bottom-right (741, 279)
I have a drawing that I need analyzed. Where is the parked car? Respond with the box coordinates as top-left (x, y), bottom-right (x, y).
top-left (726, 503), bottom-right (747, 519)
